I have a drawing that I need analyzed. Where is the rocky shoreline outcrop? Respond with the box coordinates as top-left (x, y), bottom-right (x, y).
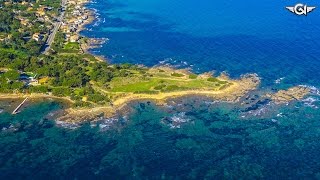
top-left (266, 86), bottom-right (311, 104)
top-left (50, 73), bottom-right (261, 123)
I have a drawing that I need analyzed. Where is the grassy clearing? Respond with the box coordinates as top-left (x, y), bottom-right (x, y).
top-left (110, 78), bottom-right (159, 92)
top-left (59, 42), bottom-right (80, 53)
top-left (63, 42), bottom-right (80, 50)
top-left (107, 68), bottom-right (231, 94)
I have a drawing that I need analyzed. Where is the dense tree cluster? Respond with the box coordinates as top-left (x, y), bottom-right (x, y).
top-left (0, 7), bottom-right (14, 32)
top-left (0, 70), bottom-right (24, 92)
top-left (0, 0), bottom-right (144, 106)
top-left (0, 1), bottom-right (45, 55)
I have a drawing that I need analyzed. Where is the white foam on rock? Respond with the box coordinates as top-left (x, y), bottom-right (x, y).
top-left (302, 97), bottom-right (319, 109)
top-left (275, 77), bottom-right (285, 84)
top-left (97, 117), bottom-right (118, 131)
top-left (299, 85), bottom-right (320, 95)
top-left (163, 112), bottom-right (191, 129)
top-left (55, 120), bottom-right (80, 130)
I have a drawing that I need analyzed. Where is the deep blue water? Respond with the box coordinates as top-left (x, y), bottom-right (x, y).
top-left (82, 0), bottom-right (320, 86)
top-left (2, 0), bottom-right (320, 179)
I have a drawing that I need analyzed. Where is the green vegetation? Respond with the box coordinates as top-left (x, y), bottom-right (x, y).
top-left (0, 0), bottom-right (232, 108)
top-left (0, 69), bottom-right (24, 92)
top-left (0, 0), bottom-right (143, 106)
top-left (154, 84), bottom-right (166, 90)
top-left (207, 77), bottom-right (218, 82)
top-left (108, 69), bottom-right (230, 93)
top-left (52, 33), bottom-right (81, 54)
top-left (3, 70), bottom-right (20, 81)
top-left (171, 72), bottom-right (184, 77)
top-left (52, 32), bottom-right (65, 52)
top-left (0, 0), bottom-right (58, 56)
top-left (64, 42), bottom-right (80, 50)
top-left (29, 85), bottom-right (49, 93)
top-left (189, 74), bottom-right (198, 79)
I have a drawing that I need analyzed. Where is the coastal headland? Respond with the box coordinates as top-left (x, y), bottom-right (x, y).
top-left (54, 69), bottom-right (261, 123)
top-left (0, 0), bottom-right (313, 123)
top-left (0, 66), bottom-right (260, 122)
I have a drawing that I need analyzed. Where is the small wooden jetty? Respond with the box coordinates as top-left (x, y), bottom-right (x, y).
top-left (12, 97), bottom-right (29, 115)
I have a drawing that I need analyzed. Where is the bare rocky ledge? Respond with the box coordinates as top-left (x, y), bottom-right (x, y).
top-left (266, 86), bottom-right (311, 104)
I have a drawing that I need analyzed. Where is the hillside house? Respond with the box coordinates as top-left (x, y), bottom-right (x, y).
top-left (32, 33), bottom-right (45, 42)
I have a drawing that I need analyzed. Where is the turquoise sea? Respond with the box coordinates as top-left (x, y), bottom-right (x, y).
top-left (2, 0), bottom-right (320, 179)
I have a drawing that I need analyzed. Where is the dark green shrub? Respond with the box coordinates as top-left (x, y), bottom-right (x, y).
top-left (171, 73), bottom-right (184, 77)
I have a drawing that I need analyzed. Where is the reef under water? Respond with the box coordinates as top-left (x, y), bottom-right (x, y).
top-left (1, 93), bottom-right (320, 179)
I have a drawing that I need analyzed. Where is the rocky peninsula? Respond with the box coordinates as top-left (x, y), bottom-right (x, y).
top-left (0, 0), bottom-right (314, 124)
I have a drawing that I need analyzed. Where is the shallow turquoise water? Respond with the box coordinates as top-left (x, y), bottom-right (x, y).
top-left (1, 98), bottom-right (320, 178)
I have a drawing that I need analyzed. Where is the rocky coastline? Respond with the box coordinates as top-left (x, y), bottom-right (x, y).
top-left (266, 86), bottom-right (311, 104)
top-left (46, 73), bottom-right (311, 124)
top-left (0, 0), bottom-right (315, 126)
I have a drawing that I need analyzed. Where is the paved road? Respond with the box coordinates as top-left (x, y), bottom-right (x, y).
top-left (41, 0), bottom-right (67, 54)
